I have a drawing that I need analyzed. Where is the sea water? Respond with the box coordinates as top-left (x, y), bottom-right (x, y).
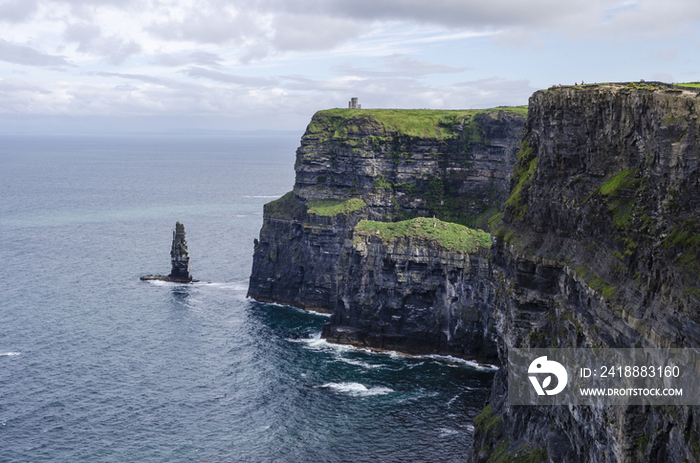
top-left (0, 134), bottom-right (495, 462)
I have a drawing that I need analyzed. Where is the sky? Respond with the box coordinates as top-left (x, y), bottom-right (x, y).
top-left (0, 0), bottom-right (699, 134)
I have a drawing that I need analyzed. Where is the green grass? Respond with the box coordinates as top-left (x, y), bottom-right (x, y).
top-left (627, 82), bottom-right (663, 91)
top-left (663, 219), bottom-right (700, 249)
top-left (307, 198), bottom-right (367, 217)
top-left (474, 405), bottom-right (502, 434)
top-left (677, 82), bottom-right (700, 88)
top-left (354, 217), bottom-right (491, 254)
top-left (599, 169), bottom-right (634, 196)
top-left (496, 105), bottom-right (529, 116)
top-left (306, 107), bottom-right (527, 140)
top-left (575, 264), bottom-right (618, 301)
top-left (504, 141), bottom-right (537, 221)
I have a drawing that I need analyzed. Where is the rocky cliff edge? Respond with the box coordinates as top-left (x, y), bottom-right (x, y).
top-left (247, 107), bottom-right (526, 360)
top-left (474, 83), bottom-right (700, 463)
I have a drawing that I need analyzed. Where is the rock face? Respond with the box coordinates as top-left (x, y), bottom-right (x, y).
top-left (248, 85), bottom-right (700, 461)
top-left (472, 83), bottom-right (700, 462)
top-left (247, 194), bottom-right (362, 311)
top-left (141, 222), bottom-right (196, 283)
top-left (248, 108), bottom-right (526, 357)
top-left (170, 222), bottom-right (191, 281)
top-left (293, 108), bottom-right (525, 227)
top-left (322, 218), bottom-right (498, 361)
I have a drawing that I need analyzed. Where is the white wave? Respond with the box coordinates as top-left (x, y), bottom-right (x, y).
top-left (289, 333), bottom-right (356, 353)
top-left (292, 332), bottom-right (500, 373)
top-left (423, 354), bottom-right (499, 371)
top-left (147, 280), bottom-right (179, 287)
top-left (286, 306), bottom-right (332, 318)
top-left (304, 309), bottom-right (332, 318)
top-left (207, 282), bottom-right (248, 291)
top-left (446, 394), bottom-right (461, 407)
top-left (146, 279), bottom-right (202, 287)
top-left (339, 357), bottom-right (383, 369)
top-left (321, 382), bottom-right (393, 397)
top-left (466, 424), bottom-right (475, 433)
top-left (242, 195), bottom-right (286, 198)
top-left (438, 428), bottom-right (461, 437)
top-left (0, 352), bottom-right (20, 357)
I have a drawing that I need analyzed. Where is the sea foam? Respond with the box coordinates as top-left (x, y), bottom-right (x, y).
top-left (424, 354), bottom-right (499, 371)
top-left (321, 382), bottom-right (393, 397)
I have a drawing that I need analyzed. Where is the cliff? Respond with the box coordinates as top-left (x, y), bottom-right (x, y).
top-left (247, 86), bottom-right (700, 459)
top-left (323, 217), bottom-right (498, 361)
top-left (473, 83), bottom-right (700, 462)
top-left (248, 85), bottom-right (700, 461)
top-left (248, 107), bottom-right (526, 358)
top-left (293, 108), bottom-right (526, 228)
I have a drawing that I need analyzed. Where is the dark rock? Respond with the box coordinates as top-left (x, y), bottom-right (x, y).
top-left (170, 222), bottom-right (191, 281)
top-left (473, 83), bottom-right (700, 462)
top-left (246, 85), bottom-right (700, 461)
top-left (323, 226), bottom-right (498, 362)
top-left (141, 222), bottom-right (198, 283)
top-left (247, 108), bottom-right (526, 357)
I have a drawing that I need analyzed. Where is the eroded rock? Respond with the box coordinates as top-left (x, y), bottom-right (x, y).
top-left (141, 222), bottom-right (197, 283)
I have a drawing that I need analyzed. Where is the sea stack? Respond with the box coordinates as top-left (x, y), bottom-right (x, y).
top-left (170, 222), bottom-right (191, 281)
top-left (141, 222), bottom-right (197, 283)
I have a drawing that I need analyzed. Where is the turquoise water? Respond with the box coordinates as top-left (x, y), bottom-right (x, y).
top-left (0, 135), bottom-right (494, 462)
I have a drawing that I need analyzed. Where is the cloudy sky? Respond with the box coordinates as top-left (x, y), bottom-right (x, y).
top-left (1, 0), bottom-right (699, 133)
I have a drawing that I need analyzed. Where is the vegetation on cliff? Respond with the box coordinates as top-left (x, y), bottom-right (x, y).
top-left (306, 107), bottom-right (526, 141)
top-left (354, 217), bottom-right (491, 254)
top-left (307, 198), bottom-right (367, 216)
top-left (502, 141), bottom-right (536, 222)
top-left (476, 83), bottom-right (700, 462)
top-left (296, 107), bottom-right (526, 229)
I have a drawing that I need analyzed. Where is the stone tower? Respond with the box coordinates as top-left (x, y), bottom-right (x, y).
top-left (348, 97), bottom-right (361, 109)
top-left (169, 222), bottom-right (192, 281)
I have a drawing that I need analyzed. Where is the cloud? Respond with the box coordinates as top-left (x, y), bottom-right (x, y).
top-left (0, 78), bottom-right (52, 93)
top-left (452, 77), bottom-right (537, 105)
top-left (150, 51), bottom-right (224, 67)
top-left (253, 72), bottom-right (534, 110)
top-left (260, 0), bottom-right (700, 44)
top-left (1, 0), bottom-right (699, 133)
top-left (64, 22), bottom-right (100, 48)
top-left (334, 54), bottom-right (468, 77)
top-left (146, 6), bottom-right (262, 45)
top-left (259, 0), bottom-right (582, 30)
top-left (0, 0), bottom-right (39, 23)
top-left (64, 23), bottom-right (141, 64)
top-left (89, 71), bottom-right (174, 86)
top-left (652, 72), bottom-right (674, 83)
top-left (45, 0), bottom-right (699, 67)
top-left (595, 1), bottom-right (700, 39)
top-left (183, 67), bottom-right (278, 87)
top-left (271, 13), bottom-right (360, 51)
top-left (238, 43), bottom-right (270, 64)
top-left (0, 39), bottom-right (71, 67)
top-left (651, 46), bottom-right (678, 62)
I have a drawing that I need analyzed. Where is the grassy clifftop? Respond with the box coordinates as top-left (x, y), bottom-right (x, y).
top-left (354, 217), bottom-right (492, 254)
top-left (305, 107), bottom-right (527, 140)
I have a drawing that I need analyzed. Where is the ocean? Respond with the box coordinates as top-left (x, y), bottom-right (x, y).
top-left (0, 134), bottom-right (494, 462)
